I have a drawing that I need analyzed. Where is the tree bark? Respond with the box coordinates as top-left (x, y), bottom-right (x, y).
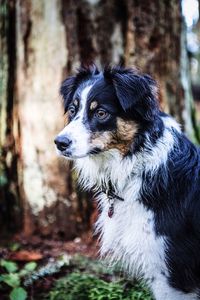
top-left (15, 0), bottom-right (85, 239)
top-left (0, 0), bottom-right (22, 236)
top-left (0, 0), bottom-right (197, 239)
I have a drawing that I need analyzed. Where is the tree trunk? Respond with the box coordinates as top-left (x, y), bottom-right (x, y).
top-left (0, 0), bottom-right (22, 237)
top-left (15, 0), bottom-right (87, 239)
top-left (0, 0), bottom-right (197, 239)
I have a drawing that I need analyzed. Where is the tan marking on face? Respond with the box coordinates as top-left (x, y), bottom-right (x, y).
top-left (116, 118), bottom-right (138, 141)
top-left (91, 132), bottom-right (114, 149)
top-left (90, 101), bottom-right (98, 111)
top-left (90, 118), bottom-right (138, 155)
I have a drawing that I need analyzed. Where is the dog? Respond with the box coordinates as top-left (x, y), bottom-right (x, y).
top-left (55, 65), bottom-right (200, 300)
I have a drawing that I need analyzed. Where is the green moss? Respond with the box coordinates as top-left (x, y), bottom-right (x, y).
top-left (47, 272), bottom-right (152, 300)
top-left (46, 256), bottom-right (153, 300)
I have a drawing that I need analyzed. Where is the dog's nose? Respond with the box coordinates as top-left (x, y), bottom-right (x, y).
top-left (54, 135), bottom-right (72, 151)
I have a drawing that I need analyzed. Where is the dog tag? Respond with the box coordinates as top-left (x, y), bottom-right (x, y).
top-left (108, 202), bottom-right (114, 218)
top-left (103, 186), bottom-right (124, 218)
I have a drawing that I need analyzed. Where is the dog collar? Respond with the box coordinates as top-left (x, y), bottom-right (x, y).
top-left (100, 181), bottom-right (124, 218)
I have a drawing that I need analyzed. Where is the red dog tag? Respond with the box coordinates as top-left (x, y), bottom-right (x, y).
top-left (108, 203), bottom-right (114, 218)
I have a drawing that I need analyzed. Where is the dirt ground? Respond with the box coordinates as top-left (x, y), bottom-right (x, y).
top-left (0, 233), bottom-right (99, 299)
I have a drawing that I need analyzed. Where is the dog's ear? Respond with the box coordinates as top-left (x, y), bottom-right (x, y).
top-left (104, 67), bottom-right (159, 122)
top-left (60, 64), bottom-right (99, 112)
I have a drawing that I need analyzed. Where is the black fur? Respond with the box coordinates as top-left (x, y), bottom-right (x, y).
top-left (104, 66), bottom-right (159, 123)
top-left (140, 127), bottom-right (200, 293)
top-left (60, 64), bottom-right (100, 112)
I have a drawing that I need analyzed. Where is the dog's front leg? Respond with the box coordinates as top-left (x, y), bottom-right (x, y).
top-left (151, 278), bottom-right (198, 300)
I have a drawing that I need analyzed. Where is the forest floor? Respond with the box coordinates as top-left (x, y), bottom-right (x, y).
top-left (0, 234), bottom-right (153, 300)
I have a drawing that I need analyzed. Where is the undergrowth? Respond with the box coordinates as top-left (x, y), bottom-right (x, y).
top-left (45, 256), bottom-right (153, 300)
top-left (0, 254), bottom-right (153, 299)
top-left (47, 272), bottom-right (152, 300)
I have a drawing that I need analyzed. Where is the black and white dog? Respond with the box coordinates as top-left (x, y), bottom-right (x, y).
top-left (55, 65), bottom-right (200, 299)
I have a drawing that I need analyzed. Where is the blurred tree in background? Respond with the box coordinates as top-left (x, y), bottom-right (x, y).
top-left (0, 0), bottom-right (199, 240)
top-left (186, 0), bottom-right (200, 120)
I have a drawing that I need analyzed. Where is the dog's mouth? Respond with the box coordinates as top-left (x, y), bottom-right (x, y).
top-left (57, 147), bottom-right (103, 160)
top-left (88, 147), bottom-right (102, 155)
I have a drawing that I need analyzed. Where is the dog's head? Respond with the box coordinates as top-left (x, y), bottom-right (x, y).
top-left (55, 65), bottom-right (159, 159)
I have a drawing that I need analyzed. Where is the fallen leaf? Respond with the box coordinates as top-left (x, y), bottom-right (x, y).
top-left (9, 250), bottom-right (43, 261)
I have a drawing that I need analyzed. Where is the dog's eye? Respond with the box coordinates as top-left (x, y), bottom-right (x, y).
top-left (95, 109), bottom-right (109, 120)
top-left (68, 106), bottom-right (76, 118)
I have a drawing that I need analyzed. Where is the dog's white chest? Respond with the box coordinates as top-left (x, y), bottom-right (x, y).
top-left (96, 182), bottom-right (167, 281)
top-left (75, 156), bottom-right (167, 281)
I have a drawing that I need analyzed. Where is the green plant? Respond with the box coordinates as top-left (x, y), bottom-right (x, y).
top-left (47, 271), bottom-right (153, 300)
top-left (0, 259), bottom-right (37, 300)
